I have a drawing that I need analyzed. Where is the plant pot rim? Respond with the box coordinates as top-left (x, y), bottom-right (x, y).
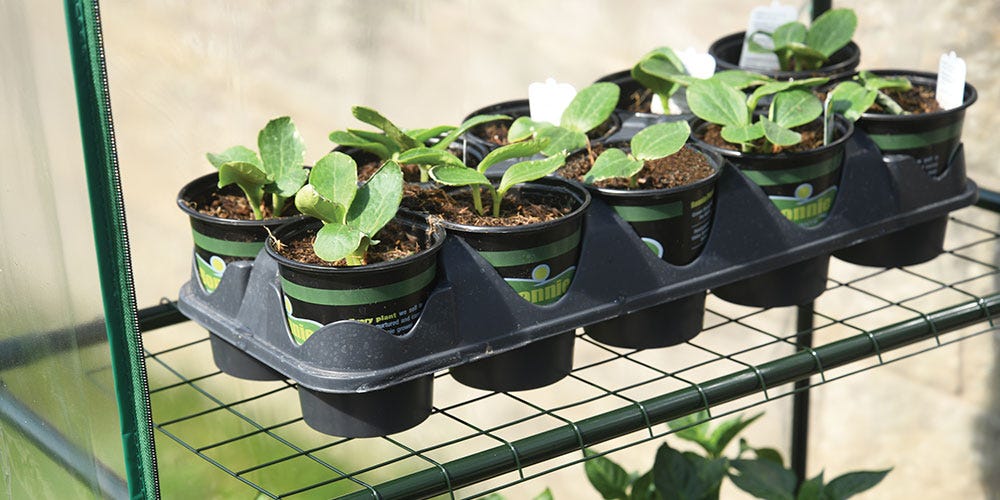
top-left (709, 31), bottom-right (861, 79)
top-left (435, 175), bottom-right (592, 235)
top-left (264, 213), bottom-right (446, 274)
top-left (690, 115), bottom-right (855, 161)
top-left (463, 99), bottom-right (623, 143)
top-left (571, 144), bottom-right (724, 199)
top-left (178, 171), bottom-right (305, 227)
top-left (857, 69), bottom-right (978, 122)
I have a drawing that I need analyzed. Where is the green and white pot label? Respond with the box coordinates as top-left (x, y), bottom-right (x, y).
top-left (191, 230), bottom-right (265, 293)
top-left (475, 228), bottom-right (582, 306)
top-left (768, 184), bottom-right (838, 228)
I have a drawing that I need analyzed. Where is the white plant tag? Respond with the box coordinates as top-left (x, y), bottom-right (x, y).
top-left (738, 1), bottom-right (798, 71)
top-left (528, 78), bottom-right (577, 126)
top-left (936, 51), bottom-right (966, 110)
top-left (678, 47), bottom-right (717, 78)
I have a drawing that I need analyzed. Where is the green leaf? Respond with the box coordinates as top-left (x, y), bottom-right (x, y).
top-left (746, 30), bottom-right (775, 54)
top-left (720, 123), bottom-right (765, 145)
top-left (668, 410), bottom-right (713, 453)
top-left (217, 161), bottom-right (267, 219)
top-left (827, 81), bottom-right (877, 122)
top-left (711, 70), bottom-right (772, 89)
top-left (785, 43), bottom-right (831, 70)
top-left (396, 147), bottom-right (466, 167)
top-left (429, 165), bottom-right (491, 187)
top-left (328, 130), bottom-right (391, 160)
top-left (629, 471), bottom-right (657, 500)
top-left (772, 22), bottom-right (807, 49)
top-left (823, 469), bottom-right (891, 500)
top-left (560, 82), bottom-right (619, 133)
top-left (347, 128), bottom-right (402, 153)
top-left (498, 153), bottom-right (567, 196)
top-left (309, 152), bottom-right (358, 215)
top-left (507, 116), bottom-right (554, 143)
top-left (797, 471), bottom-right (825, 500)
top-left (806, 8), bottom-right (857, 57)
top-left (408, 125), bottom-right (456, 144)
top-left (631, 121), bottom-right (691, 161)
top-left (294, 184), bottom-right (348, 224)
top-left (433, 114), bottom-right (511, 150)
top-left (584, 148), bottom-right (645, 184)
top-left (584, 449), bottom-right (632, 499)
top-left (728, 459), bottom-right (797, 500)
top-left (207, 145), bottom-right (260, 170)
top-left (754, 447), bottom-right (784, 466)
top-left (538, 126), bottom-right (588, 156)
top-left (857, 71), bottom-right (913, 92)
top-left (351, 106), bottom-right (420, 150)
top-left (747, 77), bottom-right (829, 109)
top-left (761, 117), bottom-right (802, 147)
top-left (479, 139), bottom-right (549, 173)
top-left (258, 116), bottom-right (307, 198)
top-left (632, 47), bottom-right (687, 98)
top-left (347, 160), bottom-right (403, 237)
top-left (651, 443), bottom-right (707, 500)
top-left (687, 454), bottom-right (728, 498)
top-left (706, 412), bottom-right (763, 458)
top-left (533, 488), bottom-right (554, 500)
top-left (313, 222), bottom-right (365, 262)
top-left (687, 79), bottom-right (750, 128)
top-left (770, 89), bottom-right (823, 129)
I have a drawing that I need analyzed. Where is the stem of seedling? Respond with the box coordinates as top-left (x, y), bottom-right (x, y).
top-left (628, 171), bottom-right (639, 189)
top-left (419, 166), bottom-right (430, 183)
top-left (471, 187), bottom-right (484, 216)
top-left (489, 185), bottom-right (502, 218)
top-left (586, 139), bottom-right (596, 165)
top-left (272, 193), bottom-right (286, 217)
top-left (875, 91), bottom-right (908, 115)
top-left (345, 240), bottom-right (369, 266)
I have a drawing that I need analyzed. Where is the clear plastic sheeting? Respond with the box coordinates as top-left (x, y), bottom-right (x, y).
top-left (0, 2), bottom-right (127, 498)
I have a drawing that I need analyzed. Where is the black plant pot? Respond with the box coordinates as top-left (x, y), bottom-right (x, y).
top-left (694, 117), bottom-right (853, 307)
top-left (567, 145), bottom-right (723, 348)
top-left (266, 213), bottom-right (445, 344)
top-left (462, 99), bottom-right (623, 153)
top-left (833, 70), bottom-right (977, 268)
top-left (439, 176), bottom-right (591, 391)
top-left (708, 31), bottom-right (861, 81)
top-left (178, 172), bottom-right (305, 294)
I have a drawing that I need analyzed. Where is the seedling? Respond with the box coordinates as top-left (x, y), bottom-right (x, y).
top-left (506, 82), bottom-right (620, 157)
top-left (747, 8), bottom-right (858, 72)
top-left (329, 106), bottom-right (508, 182)
top-left (822, 71), bottom-right (914, 142)
top-left (631, 47), bottom-right (772, 112)
top-left (429, 139), bottom-right (566, 217)
top-left (582, 121), bottom-right (692, 188)
top-left (206, 116), bottom-right (307, 220)
top-left (293, 151), bottom-right (403, 265)
top-left (686, 76), bottom-right (830, 153)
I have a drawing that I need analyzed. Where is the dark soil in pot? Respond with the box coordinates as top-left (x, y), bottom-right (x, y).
top-left (833, 69), bottom-right (977, 268)
top-left (463, 99), bottom-right (622, 150)
top-left (408, 176), bottom-right (590, 391)
top-left (708, 31), bottom-right (861, 81)
top-left (178, 172), bottom-right (305, 294)
top-left (558, 142), bottom-right (722, 348)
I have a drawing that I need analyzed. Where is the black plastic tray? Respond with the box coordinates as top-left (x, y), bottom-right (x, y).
top-left (176, 115), bottom-right (976, 432)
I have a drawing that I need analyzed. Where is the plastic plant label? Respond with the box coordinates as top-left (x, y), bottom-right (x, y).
top-left (738, 1), bottom-right (798, 70)
top-left (529, 78), bottom-right (577, 126)
top-left (936, 51), bottom-right (966, 110)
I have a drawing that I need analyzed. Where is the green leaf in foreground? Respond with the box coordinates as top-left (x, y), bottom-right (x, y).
top-left (720, 123), bottom-right (765, 145)
top-left (770, 89), bottom-right (823, 129)
top-left (823, 469), bottom-right (891, 499)
top-left (538, 126), bottom-right (589, 156)
top-left (258, 116), bottom-right (307, 198)
top-left (408, 124), bottom-right (456, 144)
top-left (308, 151), bottom-right (358, 217)
top-left (207, 145), bottom-right (260, 170)
top-left (584, 449), bottom-right (631, 499)
top-left (728, 458), bottom-right (797, 500)
top-left (508, 116), bottom-right (554, 143)
top-left (348, 160), bottom-right (403, 237)
top-left (797, 471), bottom-right (825, 500)
top-left (806, 8), bottom-right (857, 58)
top-left (217, 161), bottom-right (267, 219)
top-left (294, 184), bottom-right (347, 224)
top-left (687, 79), bottom-right (750, 128)
top-left (313, 223), bottom-right (365, 262)
top-left (827, 81), bottom-right (877, 122)
top-left (560, 82), bottom-right (620, 134)
top-left (761, 117), bottom-right (802, 147)
top-left (478, 138), bottom-right (549, 173)
top-left (584, 148), bottom-right (645, 184)
top-left (428, 165), bottom-right (490, 187)
top-left (498, 153), bottom-right (566, 196)
top-left (351, 106), bottom-right (420, 151)
top-left (631, 121), bottom-right (691, 161)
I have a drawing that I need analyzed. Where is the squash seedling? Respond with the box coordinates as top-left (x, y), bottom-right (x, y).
top-left (687, 76), bottom-right (830, 153)
top-left (506, 82), bottom-right (620, 158)
top-left (582, 121), bottom-right (692, 188)
top-left (747, 8), bottom-right (857, 72)
top-left (822, 71), bottom-right (914, 143)
top-left (329, 106), bottom-right (508, 182)
top-left (293, 151), bottom-right (403, 265)
top-left (429, 138), bottom-right (566, 217)
top-left (631, 47), bottom-right (772, 112)
top-left (206, 116), bottom-right (307, 220)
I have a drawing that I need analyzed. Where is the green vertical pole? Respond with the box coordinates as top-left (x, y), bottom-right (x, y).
top-left (63, 1), bottom-right (159, 498)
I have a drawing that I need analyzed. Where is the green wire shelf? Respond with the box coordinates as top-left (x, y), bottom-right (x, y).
top-left (140, 206), bottom-right (1000, 499)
